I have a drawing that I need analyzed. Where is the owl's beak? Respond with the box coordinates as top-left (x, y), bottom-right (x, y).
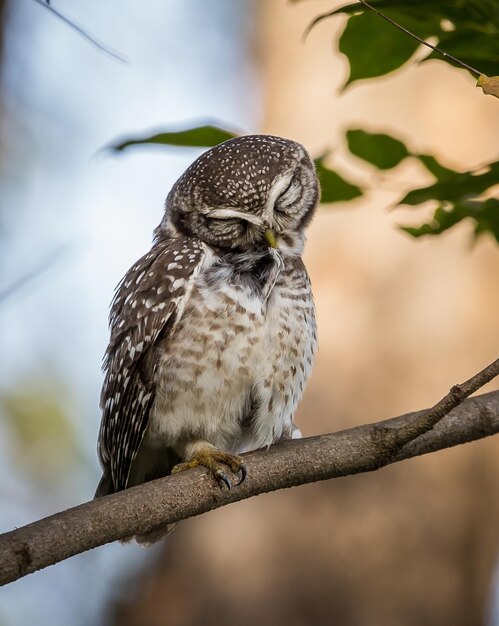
top-left (264, 228), bottom-right (278, 249)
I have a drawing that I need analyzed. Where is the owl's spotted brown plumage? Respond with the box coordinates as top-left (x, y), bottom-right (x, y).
top-left (95, 135), bottom-right (319, 541)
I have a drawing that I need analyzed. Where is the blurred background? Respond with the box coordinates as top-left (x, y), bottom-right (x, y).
top-left (0, 1), bottom-right (498, 625)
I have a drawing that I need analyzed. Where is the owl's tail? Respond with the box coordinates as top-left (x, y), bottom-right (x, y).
top-left (94, 443), bottom-right (181, 545)
top-left (133, 522), bottom-right (178, 546)
top-left (94, 470), bottom-right (114, 498)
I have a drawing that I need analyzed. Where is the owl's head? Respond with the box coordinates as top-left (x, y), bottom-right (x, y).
top-left (160, 135), bottom-right (319, 252)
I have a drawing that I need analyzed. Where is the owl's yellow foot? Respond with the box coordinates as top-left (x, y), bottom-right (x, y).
top-left (172, 448), bottom-right (246, 490)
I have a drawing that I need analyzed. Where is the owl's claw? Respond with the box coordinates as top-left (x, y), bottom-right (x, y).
top-left (216, 471), bottom-right (232, 490)
top-left (236, 463), bottom-right (247, 485)
top-left (172, 448), bottom-right (246, 490)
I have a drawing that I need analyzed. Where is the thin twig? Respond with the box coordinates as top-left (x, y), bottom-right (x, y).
top-left (306, 0), bottom-right (483, 78)
top-left (0, 357), bottom-right (498, 586)
top-left (32, 0), bottom-right (127, 64)
top-left (383, 357), bottom-right (499, 450)
top-left (356, 0), bottom-right (482, 77)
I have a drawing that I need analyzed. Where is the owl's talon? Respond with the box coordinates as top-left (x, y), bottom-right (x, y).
top-left (216, 471), bottom-right (232, 490)
top-left (236, 464), bottom-right (247, 485)
top-left (172, 448), bottom-right (246, 490)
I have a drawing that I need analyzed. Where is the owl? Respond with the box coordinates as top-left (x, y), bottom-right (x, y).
top-left (95, 135), bottom-right (319, 540)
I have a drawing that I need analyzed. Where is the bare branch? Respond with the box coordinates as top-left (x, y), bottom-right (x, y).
top-left (0, 361), bottom-right (498, 586)
top-left (32, 0), bottom-right (127, 64)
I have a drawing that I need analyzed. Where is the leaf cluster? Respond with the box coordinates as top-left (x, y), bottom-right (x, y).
top-left (345, 130), bottom-right (499, 241)
top-left (307, 0), bottom-right (499, 242)
top-left (313, 0), bottom-right (499, 85)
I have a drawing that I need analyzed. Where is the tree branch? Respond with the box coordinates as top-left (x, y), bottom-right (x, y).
top-left (1, 360), bottom-right (498, 586)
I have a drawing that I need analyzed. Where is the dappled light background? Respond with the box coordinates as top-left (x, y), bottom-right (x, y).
top-left (1, 1), bottom-right (498, 625)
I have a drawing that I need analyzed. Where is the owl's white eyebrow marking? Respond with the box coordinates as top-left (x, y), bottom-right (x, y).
top-left (206, 208), bottom-right (263, 225)
top-left (264, 172), bottom-right (295, 221)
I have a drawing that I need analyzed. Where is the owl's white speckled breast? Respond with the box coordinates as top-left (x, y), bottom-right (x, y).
top-left (148, 249), bottom-right (317, 455)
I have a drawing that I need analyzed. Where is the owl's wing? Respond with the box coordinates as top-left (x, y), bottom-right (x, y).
top-left (97, 235), bottom-right (206, 494)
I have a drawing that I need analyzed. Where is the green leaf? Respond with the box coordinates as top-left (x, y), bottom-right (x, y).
top-left (339, 11), bottom-right (422, 85)
top-left (400, 161), bottom-right (499, 205)
top-left (401, 198), bottom-right (499, 241)
top-left (346, 129), bottom-right (410, 169)
top-left (399, 157), bottom-right (499, 242)
top-left (110, 123), bottom-right (239, 152)
top-left (416, 154), bottom-right (457, 180)
top-left (400, 204), bottom-right (466, 237)
top-left (315, 157), bottom-right (363, 203)
top-left (422, 30), bottom-right (499, 77)
top-left (473, 198), bottom-right (499, 241)
top-left (331, 1), bottom-right (442, 15)
top-left (314, 1), bottom-right (499, 83)
top-left (329, 0), bottom-right (499, 29)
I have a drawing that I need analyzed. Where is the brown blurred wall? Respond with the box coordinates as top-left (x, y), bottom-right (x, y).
top-left (109, 2), bottom-right (499, 625)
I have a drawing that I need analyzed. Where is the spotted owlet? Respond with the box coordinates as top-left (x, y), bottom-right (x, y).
top-left (95, 135), bottom-right (319, 539)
